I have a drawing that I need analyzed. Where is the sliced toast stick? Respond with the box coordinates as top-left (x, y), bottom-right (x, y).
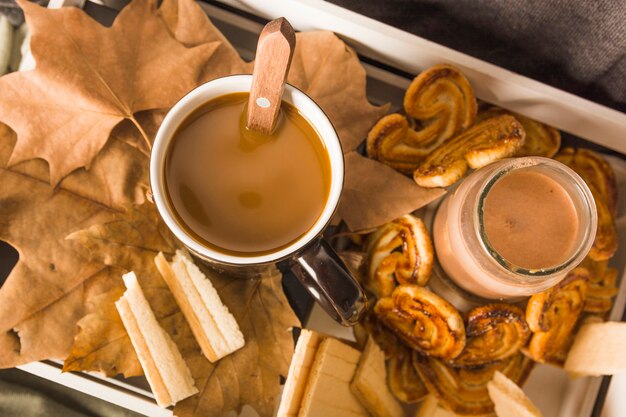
top-left (155, 250), bottom-right (244, 362)
top-left (116, 272), bottom-right (197, 407)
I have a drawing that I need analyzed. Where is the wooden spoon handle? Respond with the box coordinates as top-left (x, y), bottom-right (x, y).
top-left (246, 18), bottom-right (296, 135)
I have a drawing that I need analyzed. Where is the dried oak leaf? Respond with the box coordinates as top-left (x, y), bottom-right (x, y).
top-left (174, 264), bottom-right (299, 417)
top-left (0, 123), bottom-right (145, 368)
top-left (0, 0), bottom-right (218, 184)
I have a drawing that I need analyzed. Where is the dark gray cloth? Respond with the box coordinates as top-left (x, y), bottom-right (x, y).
top-left (0, 368), bottom-right (143, 417)
top-left (328, 0), bottom-right (626, 113)
top-left (0, 0), bottom-right (45, 26)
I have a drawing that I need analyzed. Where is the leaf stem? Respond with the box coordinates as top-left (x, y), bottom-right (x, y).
top-left (129, 115), bottom-right (152, 152)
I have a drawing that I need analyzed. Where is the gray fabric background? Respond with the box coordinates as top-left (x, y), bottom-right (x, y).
top-left (329, 0), bottom-right (626, 113)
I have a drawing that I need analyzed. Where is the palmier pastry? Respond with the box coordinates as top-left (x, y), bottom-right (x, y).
top-left (374, 285), bottom-right (466, 360)
top-left (387, 345), bottom-right (428, 403)
top-left (452, 303), bottom-right (531, 367)
top-left (413, 351), bottom-right (534, 416)
top-left (413, 114), bottom-right (525, 188)
top-left (356, 311), bottom-right (401, 359)
top-left (555, 148), bottom-right (618, 261)
top-left (367, 64), bottom-right (477, 173)
top-left (477, 106), bottom-right (561, 158)
top-left (580, 258), bottom-right (618, 316)
top-left (525, 268), bottom-right (589, 365)
top-left (365, 214), bottom-right (434, 298)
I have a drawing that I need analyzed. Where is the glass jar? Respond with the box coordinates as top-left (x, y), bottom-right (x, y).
top-left (433, 157), bottom-right (597, 299)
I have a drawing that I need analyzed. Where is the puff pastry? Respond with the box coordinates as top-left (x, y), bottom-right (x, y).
top-left (413, 351), bottom-right (534, 416)
top-left (365, 214), bottom-right (434, 298)
top-left (477, 106), bottom-right (560, 158)
top-left (413, 114), bottom-right (525, 187)
top-left (452, 303), bottom-right (531, 367)
top-left (374, 285), bottom-right (466, 360)
top-left (387, 344), bottom-right (428, 403)
top-left (367, 64), bottom-right (477, 173)
top-left (525, 267), bottom-right (589, 365)
top-left (580, 257), bottom-right (618, 317)
top-left (555, 148), bottom-right (618, 261)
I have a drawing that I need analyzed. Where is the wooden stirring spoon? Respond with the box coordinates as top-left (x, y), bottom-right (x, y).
top-left (245, 17), bottom-right (296, 136)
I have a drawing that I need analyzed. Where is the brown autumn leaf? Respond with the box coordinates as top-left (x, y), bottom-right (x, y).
top-left (159, 0), bottom-right (251, 78)
top-left (66, 202), bottom-right (300, 417)
top-left (174, 265), bottom-right (299, 417)
top-left (63, 203), bottom-right (191, 377)
top-left (287, 31), bottom-right (390, 153)
top-left (160, 0), bottom-right (388, 153)
top-left (62, 285), bottom-right (143, 377)
top-left (339, 152), bottom-right (446, 231)
top-left (0, 0), bottom-right (218, 184)
top-left (0, 123), bottom-right (146, 367)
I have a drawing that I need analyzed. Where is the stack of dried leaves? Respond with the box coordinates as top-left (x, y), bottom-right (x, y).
top-left (0, 0), bottom-right (446, 415)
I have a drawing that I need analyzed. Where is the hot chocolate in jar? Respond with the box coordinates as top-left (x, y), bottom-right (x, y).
top-left (432, 156), bottom-right (597, 301)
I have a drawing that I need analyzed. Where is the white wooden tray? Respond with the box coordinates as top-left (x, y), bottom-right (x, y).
top-left (10, 1), bottom-right (626, 417)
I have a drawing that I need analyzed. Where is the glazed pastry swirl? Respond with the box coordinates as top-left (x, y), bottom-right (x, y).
top-left (477, 106), bottom-right (561, 158)
top-left (365, 214), bottom-right (434, 298)
top-left (555, 148), bottom-right (618, 261)
top-left (452, 303), bottom-right (531, 367)
top-left (357, 311), bottom-right (401, 359)
top-left (374, 285), bottom-right (466, 360)
top-left (387, 345), bottom-right (428, 403)
top-left (526, 267), bottom-right (589, 365)
top-left (580, 258), bottom-right (618, 316)
top-left (413, 351), bottom-right (534, 416)
top-left (413, 114), bottom-right (525, 188)
top-left (366, 64), bottom-right (477, 173)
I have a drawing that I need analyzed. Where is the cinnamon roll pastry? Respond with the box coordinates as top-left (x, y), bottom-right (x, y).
top-left (477, 107), bottom-right (561, 158)
top-left (555, 148), bottom-right (618, 261)
top-left (452, 304), bottom-right (531, 367)
top-left (374, 285), bottom-right (466, 360)
top-left (366, 64), bottom-right (477, 173)
top-left (365, 214), bottom-right (434, 298)
top-left (525, 268), bottom-right (589, 365)
top-left (413, 114), bottom-right (525, 188)
top-left (387, 345), bottom-right (428, 403)
top-left (413, 351), bottom-right (534, 416)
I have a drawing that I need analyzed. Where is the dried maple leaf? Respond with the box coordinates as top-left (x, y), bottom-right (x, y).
top-left (288, 31), bottom-right (390, 152)
top-left (64, 203), bottom-right (195, 377)
top-left (0, 0), bottom-right (218, 184)
top-left (174, 265), bottom-right (299, 417)
top-left (0, 124), bottom-right (145, 367)
top-left (67, 203), bottom-right (300, 417)
top-left (159, 0), bottom-right (251, 78)
top-left (62, 285), bottom-right (143, 377)
top-left (339, 152), bottom-right (446, 231)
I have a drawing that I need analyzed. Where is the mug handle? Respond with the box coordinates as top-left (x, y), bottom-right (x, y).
top-left (291, 238), bottom-right (368, 326)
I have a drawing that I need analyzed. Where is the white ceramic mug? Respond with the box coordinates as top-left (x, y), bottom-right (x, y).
top-left (151, 74), bottom-right (367, 325)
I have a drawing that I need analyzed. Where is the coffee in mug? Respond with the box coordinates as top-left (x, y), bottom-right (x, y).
top-left (164, 92), bottom-right (331, 256)
top-left (151, 75), bottom-right (367, 325)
